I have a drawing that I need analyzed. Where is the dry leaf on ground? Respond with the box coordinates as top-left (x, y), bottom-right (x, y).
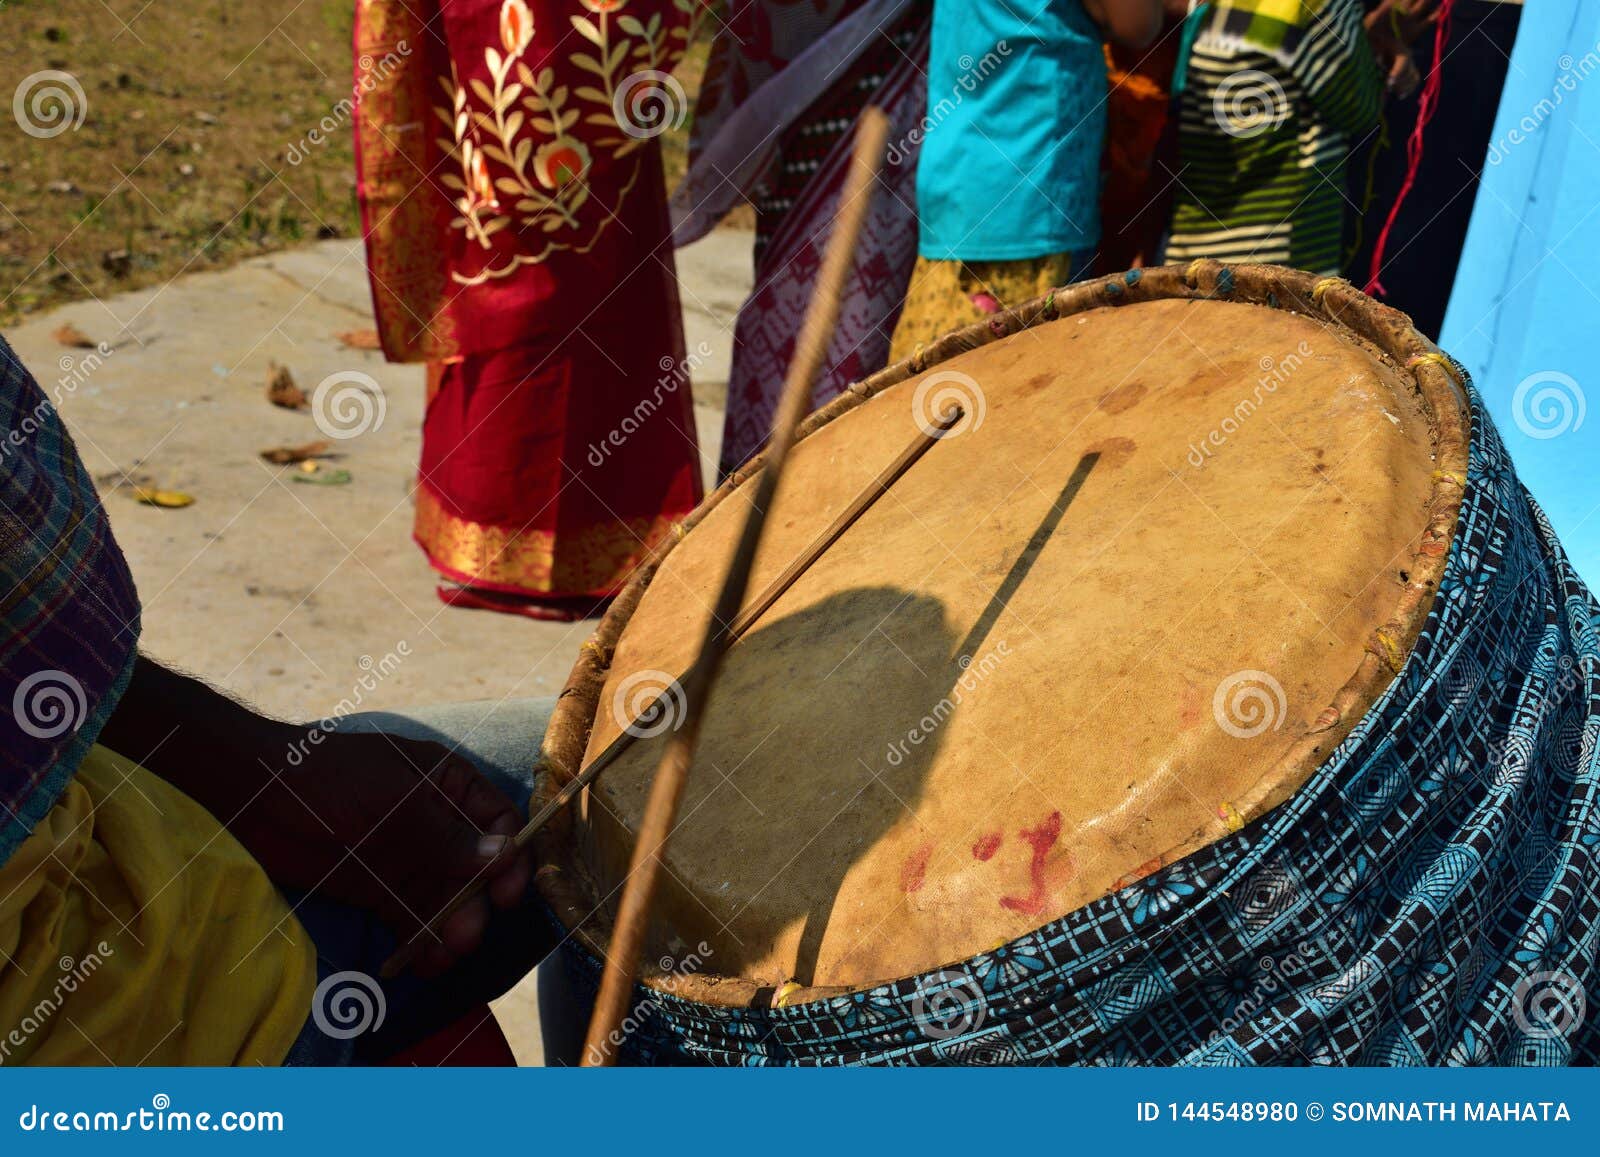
top-left (267, 362), bottom-right (308, 410)
top-left (335, 329), bottom-right (382, 350)
top-left (260, 440), bottom-right (334, 465)
top-left (131, 487), bottom-right (195, 508)
top-left (52, 323), bottom-right (96, 349)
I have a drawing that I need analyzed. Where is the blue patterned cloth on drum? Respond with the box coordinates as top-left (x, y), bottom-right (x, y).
top-left (558, 372), bottom-right (1600, 1065)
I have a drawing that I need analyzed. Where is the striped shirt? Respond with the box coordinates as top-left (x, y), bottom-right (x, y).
top-left (1167, 0), bottom-right (1380, 274)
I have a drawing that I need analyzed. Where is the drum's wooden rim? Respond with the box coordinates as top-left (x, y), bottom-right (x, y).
top-left (533, 261), bottom-right (1471, 1010)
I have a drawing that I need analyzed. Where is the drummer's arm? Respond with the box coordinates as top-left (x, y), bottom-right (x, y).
top-left (98, 654), bottom-right (532, 975)
top-left (1081, 0), bottom-right (1163, 50)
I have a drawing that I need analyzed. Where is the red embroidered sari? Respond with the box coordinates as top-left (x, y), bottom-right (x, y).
top-left (354, 0), bottom-right (706, 615)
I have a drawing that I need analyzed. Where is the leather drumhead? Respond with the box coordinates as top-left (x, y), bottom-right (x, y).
top-left (577, 295), bottom-right (1438, 990)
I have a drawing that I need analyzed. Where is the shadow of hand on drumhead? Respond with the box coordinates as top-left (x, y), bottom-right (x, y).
top-left (634, 454), bottom-right (1102, 990)
top-left (663, 585), bottom-right (960, 988)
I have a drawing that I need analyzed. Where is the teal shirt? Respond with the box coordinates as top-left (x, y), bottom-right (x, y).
top-left (916, 0), bottom-right (1107, 261)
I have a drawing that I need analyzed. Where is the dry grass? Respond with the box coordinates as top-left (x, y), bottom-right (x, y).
top-left (0, 1), bottom-right (716, 325)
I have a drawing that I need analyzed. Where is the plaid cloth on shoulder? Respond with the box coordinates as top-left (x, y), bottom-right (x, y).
top-left (0, 335), bottom-right (140, 867)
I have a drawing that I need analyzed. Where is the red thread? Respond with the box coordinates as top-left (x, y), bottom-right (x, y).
top-left (1365, 0), bottom-right (1457, 297)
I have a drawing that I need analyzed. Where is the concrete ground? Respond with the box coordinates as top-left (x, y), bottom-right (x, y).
top-left (5, 229), bottom-right (754, 1064)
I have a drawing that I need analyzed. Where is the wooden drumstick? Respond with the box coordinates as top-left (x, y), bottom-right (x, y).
top-left (377, 396), bottom-right (959, 979)
top-left (580, 108), bottom-right (891, 1064)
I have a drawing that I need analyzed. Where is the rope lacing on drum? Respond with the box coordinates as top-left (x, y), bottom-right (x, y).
top-left (1312, 277), bottom-right (1349, 306)
top-left (1373, 627), bottom-right (1408, 673)
top-left (1406, 352), bottom-right (1463, 387)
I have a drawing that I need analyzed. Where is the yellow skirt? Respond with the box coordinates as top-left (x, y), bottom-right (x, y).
top-left (888, 252), bottom-right (1080, 366)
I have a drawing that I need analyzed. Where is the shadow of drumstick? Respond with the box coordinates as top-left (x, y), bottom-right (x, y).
top-left (953, 451), bottom-right (1101, 664)
top-left (785, 450), bottom-right (1100, 989)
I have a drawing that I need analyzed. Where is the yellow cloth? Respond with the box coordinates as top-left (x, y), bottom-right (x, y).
top-left (0, 746), bottom-right (316, 1065)
top-left (888, 252), bottom-right (1079, 365)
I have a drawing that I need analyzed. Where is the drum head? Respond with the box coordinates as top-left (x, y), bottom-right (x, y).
top-left (541, 265), bottom-right (1467, 1001)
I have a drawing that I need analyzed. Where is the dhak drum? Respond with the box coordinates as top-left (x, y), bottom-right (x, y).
top-left (534, 262), bottom-right (1467, 1059)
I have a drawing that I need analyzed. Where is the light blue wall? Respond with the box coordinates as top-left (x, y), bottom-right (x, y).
top-left (1441, 1), bottom-right (1600, 584)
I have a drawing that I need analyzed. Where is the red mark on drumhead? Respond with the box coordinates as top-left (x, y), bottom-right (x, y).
top-left (1097, 381), bottom-right (1147, 414)
top-left (1000, 811), bottom-right (1065, 916)
top-left (901, 843), bottom-right (934, 893)
top-left (972, 832), bottom-right (1002, 861)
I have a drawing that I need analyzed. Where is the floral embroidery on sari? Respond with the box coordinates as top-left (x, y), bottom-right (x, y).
top-left (436, 0), bottom-right (710, 284)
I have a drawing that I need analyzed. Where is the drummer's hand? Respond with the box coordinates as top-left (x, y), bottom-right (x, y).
top-left (98, 657), bottom-right (531, 974)
top-left (240, 730), bottom-right (534, 976)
